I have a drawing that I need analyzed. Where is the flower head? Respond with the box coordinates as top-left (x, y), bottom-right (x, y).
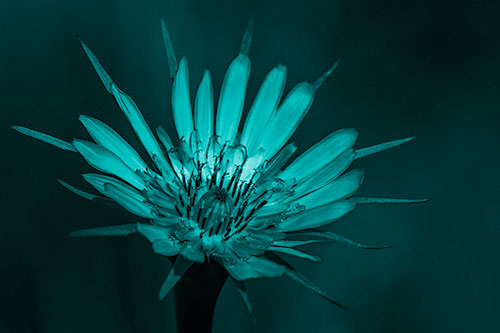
top-left (13, 19), bottom-right (426, 308)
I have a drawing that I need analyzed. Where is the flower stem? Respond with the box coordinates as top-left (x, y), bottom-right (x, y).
top-left (173, 260), bottom-right (228, 333)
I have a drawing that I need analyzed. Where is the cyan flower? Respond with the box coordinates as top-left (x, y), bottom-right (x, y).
top-left (13, 19), bottom-right (425, 310)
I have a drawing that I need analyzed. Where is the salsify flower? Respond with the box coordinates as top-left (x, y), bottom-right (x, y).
top-left (13, 19), bottom-right (425, 314)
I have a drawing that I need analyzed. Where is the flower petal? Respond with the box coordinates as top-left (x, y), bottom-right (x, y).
top-left (296, 169), bottom-right (365, 210)
top-left (216, 54), bottom-right (251, 144)
top-left (12, 126), bottom-right (77, 152)
top-left (110, 84), bottom-right (171, 175)
top-left (137, 223), bottom-right (172, 243)
top-left (355, 136), bottom-right (414, 159)
top-left (160, 18), bottom-right (178, 79)
top-left (70, 224), bottom-right (138, 237)
top-left (103, 183), bottom-right (154, 219)
top-left (172, 57), bottom-right (194, 140)
top-left (195, 70), bottom-right (214, 149)
top-left (258, 82), bottom-right (315, 160)
top-left (73, 140), bottom-right (145, 190)
top-left (268, 246), bottom-right (321, 262)
top-left (158, 256), bottom-right (193, 300)
top-left (240, 64), bottom-right (286, 154)
top-left (79, 115), bottom-right (148, 172)
top-left (277, 201), bottom-right (356, 232)
top-left (291, 149), bottom-right (355, 196)
top-left (280, 128), bottom-right (358, 182)
top-left (351, 197), bottom-right (430, 204)
top-left (224, 256), bottom-right (286, 281)
top-left (285, 267), bottom-right (347, 309)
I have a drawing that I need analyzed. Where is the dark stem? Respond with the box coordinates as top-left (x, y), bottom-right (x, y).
top-left (173, 260), bottom-right (228, 333)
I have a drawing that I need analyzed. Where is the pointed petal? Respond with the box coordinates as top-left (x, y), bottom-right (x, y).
top-left (159, 256), bottom-right (193, 300)
top-left (110, 84), bottom-right (171, 175)
top-left (216, 54), bottom-right (251, 144)
top-left (288, 231), bottom-right (397, 249)
top-left (285, 268), bottom-right (348, 309)
top-left (172, 57), bottom-right (194, 140)
top-left (12, 126), bottom-right (77, 152)
top-left (352, 197), bottom-right (430, 204)
top-left (57, 179), bottom-right (100, 201)
top-left (277, 201), bottom-right (356, 232)
top-left (79, 115), bottom-right (148, 171)
top-left (240, 64), bottom-right (287, 154)
top-left (104, 183), bottom-right (154, 219)
top-left (280, 128), bottom-right (358, 182)
top-left (160, 18), bottom-right (178, 79)
top-left (232, 279), bottom-right (256, 323)
top-left (239, 17), bottom-right (254, 55)
top-left (268, 246), bottom-right (321, 262)
top-left (273, 239), bottom-right (327, 247)
top-left (78, 40), bottom-right (170, 175)
top-left (291, 149), bottom-right (355, 196)
top-left (136, 223), bottom-right (172, 242)
top-left (195, 70), bottom-right (214, 148)
top-left (70, 224), bottom-right (138, 237)
top-left (296, 169), bottom-right (364, 210)
top-left (224, 256), bottom-right (286, 281)
top-left (152, 240), bottom-right (180, 257)
top-left (73, 140), bottom-right (145, 190)
top-left (355, 136), bottom-right (414, 159)
top-left (79, 38), bottom-right (113, 93)
top-left (259, 82), bottom-right (315, 160)
top-left (313, 59), bottom-right (340, 90)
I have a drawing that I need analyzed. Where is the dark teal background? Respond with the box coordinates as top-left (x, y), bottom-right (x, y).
top-left (2, 0), bottom-right (499, 332)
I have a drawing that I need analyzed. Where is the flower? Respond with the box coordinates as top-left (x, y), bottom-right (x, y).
top-left (13, 18), bottom-right (426, 309)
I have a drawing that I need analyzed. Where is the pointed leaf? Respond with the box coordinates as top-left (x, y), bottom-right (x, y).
top-left (159, 256), bottom-right (193, 300)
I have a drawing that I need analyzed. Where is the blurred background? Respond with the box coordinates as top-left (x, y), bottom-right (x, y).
top-left (1, 0), bottom-right (499, 332)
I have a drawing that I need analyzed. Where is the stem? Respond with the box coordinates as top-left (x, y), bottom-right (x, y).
top-left (173, 260), bottom-right (228, 333)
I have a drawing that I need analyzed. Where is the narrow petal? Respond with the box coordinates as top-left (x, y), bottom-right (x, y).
top-left (216, 54), bottom-right (251, 144)
top-left (225, 256), bottom-right (286, 281)
top-left (296, 169), bottom-right (365, 210)
top-left (137, 223), bottom-right (172, 242)
top-left (58, 179), bottom-right (100, 201)
top-left (285, 268), bottom-right (347, 309)
top-left (239, 17), bottom-right (254, 55)
top-left (159, 256), bottom-right (193, 300)
top-left (313, 59), bottom-right (340, 90)
top-left (12, 126), bottom-right (77, 152)
top-left (172, 57), bottom-right (194, 140)
top-left (152, 240), bottom-right (180, 257)
top-left (291, 149), bottom-right (355, 196)
top-left (268, 246), bottom-right (321, 262)
top-left (195, 70), bottom-right (214, 148)
top-left (73, 140), bottom-right (145, 190)
top-left (104, 183), bottom-right (154, 219)
top-left (79, 38), bottom-right (113, 93)
top-left (111, 84), bottom-right (171, 175)
top-left (83, 173), bottom-right (153, 218)
top-left (240, 64), bottom-right (286, 154)
top-left (78, 40), bottom-right (171, 175)
top-left (273, 239), bottom-right (327, 247)
top-left (70, 224), bottom-right (138, 237)
top-left (280, 128), bottom-right (358, 182)
top-left (355, 136), bottom-right (414, 159)
top-left (160, 18), bottom-right (178, 79)
top-left (289, 231), bottom-right (397, 249)
top-left (259, 82), bottom-right (315, 160)
top-left (232, 279), bottom-right (256, 323)
top-left (352, 197), bottom-right (430, 204)
top-left (277, 201), bottom-right (356, 232)
top-left (79, 115), bottom-right (148, 172)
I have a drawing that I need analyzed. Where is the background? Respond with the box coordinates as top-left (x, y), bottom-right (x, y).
top-left (1, 0), bottom-right (498, 332)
